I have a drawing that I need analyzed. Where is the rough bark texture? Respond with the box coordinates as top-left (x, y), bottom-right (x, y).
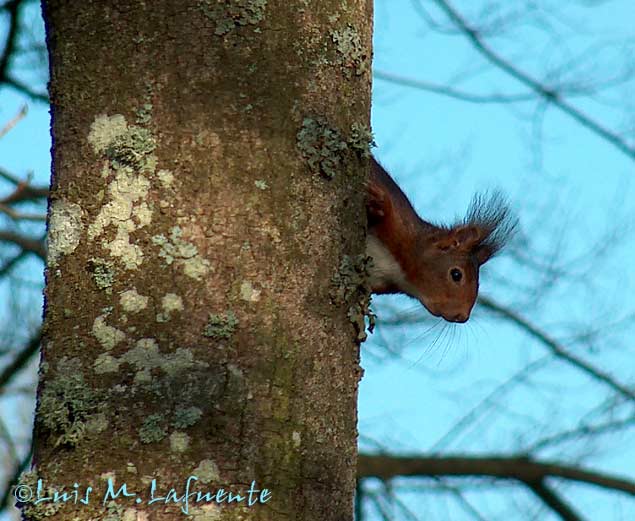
top-left (28, 1), bottom-right (372, 520)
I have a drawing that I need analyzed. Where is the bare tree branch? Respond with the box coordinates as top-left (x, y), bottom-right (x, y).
top-left (441, 481), bottom-right (489, 521)
top-left (374, 69), bottom-right (535, 104)
top-left (1, 74), bottom-right (48, 102)
top-left (0, 204), bottom-right (46, 221)
top-left (0, 250), bottom-right (27, 276)
top-left (0, 440), bottom-right (32, 514)
top-left (0, 0), bottom-right (21, 82)
top-left (0, 166), bottom-right (25, 185)
top-left (527, 416), bottom-right (635, 453)
top-left (366, 492), bottom-right (393, 521)
top-left (355, 481), bottom-right (363, 521)
top-left (358, 454), bottom-right (635, 496)
top-left (0, 330), bottom-right (40, 391)
top-left (479, 296), bottom-right (635, 404)
top-left (430, 355), bottom-right (551, 452)
top-left (0, 172), bottom-right (49, 204)
top-left (0, 0), bottom-right (48, 103)
top-left (528, 480), bottom-right (585, 521)
top-left (0, 231), bottom-right (45, 259)
top-left (429, 0), bottom-right (635, 161)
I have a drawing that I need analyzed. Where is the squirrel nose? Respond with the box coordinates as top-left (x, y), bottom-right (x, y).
top-left (448, 312), bottom-right (469, 323)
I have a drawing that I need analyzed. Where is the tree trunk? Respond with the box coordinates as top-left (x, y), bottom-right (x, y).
top-left (25, 1), bottom-right (372, 519)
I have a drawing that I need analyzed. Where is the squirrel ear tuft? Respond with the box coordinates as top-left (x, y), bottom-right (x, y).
top-left (463, 191), bottom-right (518, 264)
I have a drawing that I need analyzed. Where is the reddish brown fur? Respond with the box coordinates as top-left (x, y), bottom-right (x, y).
top-left (367, 157), bottom-right (516, 323)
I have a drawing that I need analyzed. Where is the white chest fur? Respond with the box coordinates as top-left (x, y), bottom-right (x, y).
top-left (366, 234), bottom-right (419, 297)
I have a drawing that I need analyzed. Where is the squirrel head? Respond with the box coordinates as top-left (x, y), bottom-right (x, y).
top-left (410, 191), bottom-right (517, 322)
top-left (366, 156), bottom-right (517, 323)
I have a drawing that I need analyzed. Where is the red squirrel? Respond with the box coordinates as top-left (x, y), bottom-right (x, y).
top-left (367, 156), bottom-right (516, 323)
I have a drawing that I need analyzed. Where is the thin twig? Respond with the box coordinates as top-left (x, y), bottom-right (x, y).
top-left (374, 69), bottom-right (535, 104)
top-left (0, 104), bottom-right (27, 139)
top-left (480, 296), bottom-right (635, 404)
top-left (430, 0), bottom-right (635, 161)
top-left (430, 355), bottom-right (551, 452)
top-left (527, 416), bottom-right (635, 453)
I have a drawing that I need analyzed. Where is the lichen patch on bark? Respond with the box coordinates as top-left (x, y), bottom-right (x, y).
top-left (86, 114), bottom-right (157, 270)
top-left (47, 200), bottom-right (84, 267)
top-left (92, 314), bottom-right (126, 350)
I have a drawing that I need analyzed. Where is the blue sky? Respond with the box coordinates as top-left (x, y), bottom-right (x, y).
top-left (2, 1), bottom-right (635, 520)
top-left (359, 0), bottom-right (635, 519)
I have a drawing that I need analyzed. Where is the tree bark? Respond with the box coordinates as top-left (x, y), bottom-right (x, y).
top-left (27, 1), bottom-right (372, 519)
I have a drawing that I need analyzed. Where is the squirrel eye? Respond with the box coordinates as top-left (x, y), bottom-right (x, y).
top-left (450, 268), bottom-right (463, 282)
